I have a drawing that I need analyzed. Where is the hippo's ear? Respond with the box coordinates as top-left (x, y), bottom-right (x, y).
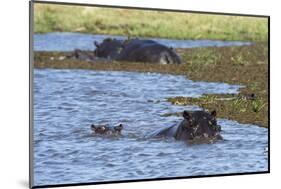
top-left (211, 110), bottom-right (217, 117)
top-left (183, 110), bottom-right (192, 120)
top-left (115, 124), bottom-right (123, 131)
top-left (91, 124), bottom-right (96, 129)
top-left (94, 41), bottom-right (100, 48)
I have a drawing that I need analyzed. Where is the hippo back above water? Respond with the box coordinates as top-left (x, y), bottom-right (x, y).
top-left (149, 110), bottom-right (222, 144)
top-left (94, 38), bottom-right (182, 64)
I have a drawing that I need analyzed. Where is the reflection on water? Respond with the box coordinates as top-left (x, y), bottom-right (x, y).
top-left (33, 69), bottom-right (267, 186)
top-left (34, 32), bottom-right (252, 52)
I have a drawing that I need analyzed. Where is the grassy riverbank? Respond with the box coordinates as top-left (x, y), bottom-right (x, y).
top-left (34, 3), bottom-right (268, 41)
top-left (34, 43), bottom-right (268, 127)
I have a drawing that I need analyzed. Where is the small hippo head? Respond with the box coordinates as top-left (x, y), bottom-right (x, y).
top-left (91, 123), bottom-right (123, 136)
top-left (94, 38), bottom-right (123, 59)
top-left (178, 110), bottom-right (222, 143)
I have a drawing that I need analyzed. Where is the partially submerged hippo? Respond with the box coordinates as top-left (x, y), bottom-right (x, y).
top-left (94, 38), bottom-right (182, 64)
top-left (91, 123), bottom-right (123, 136)
top-left (149, 110), bottom-right (222, 144)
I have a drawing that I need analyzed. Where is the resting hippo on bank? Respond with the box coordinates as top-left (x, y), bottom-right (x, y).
top-left (94, 38), bottom-right (182, 64)
top-left (149, 110), bottom-right (222, 144)
top-left (91, 123), bottom-right (123, 136)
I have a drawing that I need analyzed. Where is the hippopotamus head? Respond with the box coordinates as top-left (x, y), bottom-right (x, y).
top-left (94, 38), bottom-right (123, 59)
top-left (91, 123), bottom-right (123, 136)
top-left (176, 110), bottom-right (222, 143)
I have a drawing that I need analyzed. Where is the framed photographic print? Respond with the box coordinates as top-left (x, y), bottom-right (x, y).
top-left (30, 0), bottom-right (269, 188)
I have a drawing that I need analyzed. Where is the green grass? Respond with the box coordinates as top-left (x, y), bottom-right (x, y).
top-left (34, 4), bottom-right (268, 41)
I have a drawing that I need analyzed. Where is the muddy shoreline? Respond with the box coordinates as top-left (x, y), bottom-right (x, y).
top-left (34, 43), bottom-right (268, 127)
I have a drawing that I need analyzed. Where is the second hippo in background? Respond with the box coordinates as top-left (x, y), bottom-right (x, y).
top-left (149, 110), bottom-right (222, 144)
top-left (94, 38), bottom-right (182, 64)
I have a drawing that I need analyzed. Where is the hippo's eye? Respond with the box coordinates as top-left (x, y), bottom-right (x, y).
top-left (208, 120), bottom-right (219, 131)
top-left (208, 120), bottom-right (217, 125)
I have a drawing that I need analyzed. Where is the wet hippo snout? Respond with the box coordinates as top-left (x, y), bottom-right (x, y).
top-left (215, 133), bottom-right (223, 140)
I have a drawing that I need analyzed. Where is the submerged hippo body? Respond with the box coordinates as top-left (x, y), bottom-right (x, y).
top-left (91, 123), bottom-right (123, 136)
top-left (150, 110), bottom-right (222, 143)
top-left (94, 38), bottom-right (182, 64)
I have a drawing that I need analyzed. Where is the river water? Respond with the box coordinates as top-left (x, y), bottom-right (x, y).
top-left (34, 32), bottom-right (252, 51)
top-left (33, 69), bottom-right (268, 186)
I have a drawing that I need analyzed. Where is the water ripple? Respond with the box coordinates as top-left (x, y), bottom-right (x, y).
top-left (33, 69), bottom-right (267, 186)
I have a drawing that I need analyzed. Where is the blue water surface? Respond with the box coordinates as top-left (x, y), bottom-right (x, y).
top-left (34, 32), bottom-right (252, 51)
top-left (33, 69), bottom-right (268, 186)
